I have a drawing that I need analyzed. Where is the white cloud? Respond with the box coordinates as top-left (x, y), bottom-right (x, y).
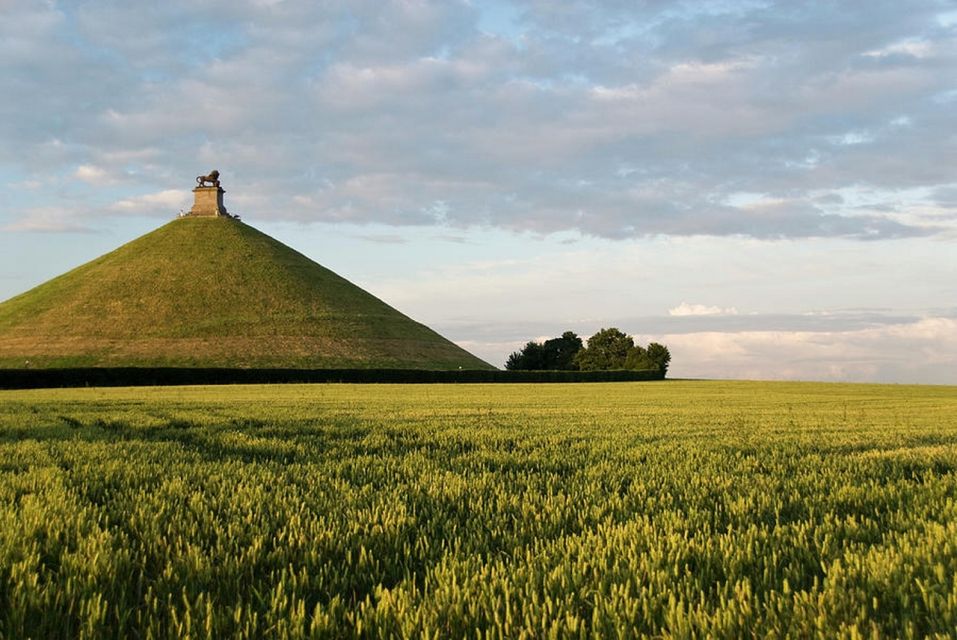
top-left (109, 190), bottom-right (191, 214)
top-left (0, 207), bottom-right (95, 234)
top-left (2, 0), bottom-right (955, 239)
top-left (650, 317), bottom-right (957, 384)
top-left (669, 303), bottom-right (739, 317)
top-left (863, 39), bottom-right (934, 59)
top-left (74, 164), bottom-right (116, 186)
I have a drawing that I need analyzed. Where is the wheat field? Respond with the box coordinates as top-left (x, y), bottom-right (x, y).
top-left (1, 381), bottom-right (955, 638)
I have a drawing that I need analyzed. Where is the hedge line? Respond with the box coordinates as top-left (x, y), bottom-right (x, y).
top-left (0, 367), bottom-right (663, 389)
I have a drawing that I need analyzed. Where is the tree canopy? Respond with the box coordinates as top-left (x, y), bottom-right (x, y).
top-left (646, 342), bottom-right (672, 376)
top-left (505, 331), bottom-right (583, 370)
top-left (624, 341), bottom-right (672, 375)
top-left (507, 328), bottom-right (671, 377)
top-left (574, 328), bottom-right (634, 371)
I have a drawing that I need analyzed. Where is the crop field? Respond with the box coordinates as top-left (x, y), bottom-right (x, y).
top-left (1, 380), bottom-right (956, 638)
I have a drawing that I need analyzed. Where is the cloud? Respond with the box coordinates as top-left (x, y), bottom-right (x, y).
top-left (0, 207), bottom-right (96, 234)
top-left (1, 1), bottom-right (955, 238)
top-left (74, 164), bottom-right (118, 186)
top-left (669, 303), bottom-right (739, 317)
top-left (649, 317), bottom-right (957, 384)
top-left (449, 313), bottom-right (957, 384)
top-left (351, 233), bottom-right (408, 244)
top-left (109, 190), bottom-right (191, 215)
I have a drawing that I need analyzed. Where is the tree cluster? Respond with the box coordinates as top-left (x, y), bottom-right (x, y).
top-left (505, 328), bottom-right (671, 377)
top-left (504, 331), bottom-right (582, 371)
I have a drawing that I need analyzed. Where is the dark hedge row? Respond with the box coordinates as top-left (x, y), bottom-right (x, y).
top-left (0, 367), bottom-right (663, 389)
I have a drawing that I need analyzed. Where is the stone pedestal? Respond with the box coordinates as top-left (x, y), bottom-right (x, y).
top-left (189, 186), bottom-right (228, 216)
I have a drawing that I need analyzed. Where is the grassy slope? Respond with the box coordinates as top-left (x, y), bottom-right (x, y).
top-left (0, 217), bottom-right (493, 369)
top-left (0, 380), bottom-right (955, 637)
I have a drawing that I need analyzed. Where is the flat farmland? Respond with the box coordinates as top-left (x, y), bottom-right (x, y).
top-left (1, 381), bottom-right (955, 638)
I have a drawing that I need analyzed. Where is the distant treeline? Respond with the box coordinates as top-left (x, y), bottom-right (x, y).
top-left (506, 329), bottom-right (671, 376)
top-left (0, 367), bottom-right (664, 390)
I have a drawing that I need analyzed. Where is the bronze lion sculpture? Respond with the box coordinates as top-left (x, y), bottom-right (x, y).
top-left (196, 170), bottom-right (220, 187)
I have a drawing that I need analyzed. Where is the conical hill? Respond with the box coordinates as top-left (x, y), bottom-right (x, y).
top-left (0, 217), bottom-right (493, 370)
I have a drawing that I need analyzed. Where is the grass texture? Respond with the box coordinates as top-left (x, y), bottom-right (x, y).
top-left (1, 380), bottom-right (956, 638)
top-left (0, 217), bottom-right (492, 370)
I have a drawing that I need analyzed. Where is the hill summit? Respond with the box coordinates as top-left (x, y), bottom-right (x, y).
top-left (0, 211), bottom-right (492, 370)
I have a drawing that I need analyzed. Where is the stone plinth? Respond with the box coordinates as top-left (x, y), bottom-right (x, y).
top-left (189, 186), bottom-right (228, 216)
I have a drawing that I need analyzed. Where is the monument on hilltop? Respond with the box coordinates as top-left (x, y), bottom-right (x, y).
top-left (0, 171), bottom-right (495, 370)
top-left (188, 169), bottom-right (229, 216)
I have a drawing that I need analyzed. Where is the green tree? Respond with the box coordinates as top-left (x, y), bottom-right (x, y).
top-left (505, 341), bottom-right (547, 370)
top-left (624, 344), bottom-right (654, 370)
top-left (646, 342), bottom-right (671, 376)
top-left (575, 328), bottom-right (634, 370)
top-left (505, 331), bottom-right (583, 370)
top-left (542, 331), bottom-right (583, 370)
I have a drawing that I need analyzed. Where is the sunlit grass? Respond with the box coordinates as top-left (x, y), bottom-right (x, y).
top-left (1, 381), bottom-right (955, 638)
top-left (0, 217), bottom-right (492, 370)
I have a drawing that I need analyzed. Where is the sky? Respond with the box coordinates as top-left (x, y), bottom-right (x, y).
top-left (1, 0), bottom-right (955, 382)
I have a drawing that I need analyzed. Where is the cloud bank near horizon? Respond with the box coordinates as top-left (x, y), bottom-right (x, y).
top-left (449, 313), bottom-right (957, 384)
top-left (2, 0), bottom-right (956, 239)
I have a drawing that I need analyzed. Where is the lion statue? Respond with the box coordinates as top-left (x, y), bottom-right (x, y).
top-left (196, 170), bottom-right (221, 187)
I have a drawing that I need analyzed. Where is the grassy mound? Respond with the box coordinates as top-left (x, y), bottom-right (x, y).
top-left (0, 217), bottom-right (493, 369)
